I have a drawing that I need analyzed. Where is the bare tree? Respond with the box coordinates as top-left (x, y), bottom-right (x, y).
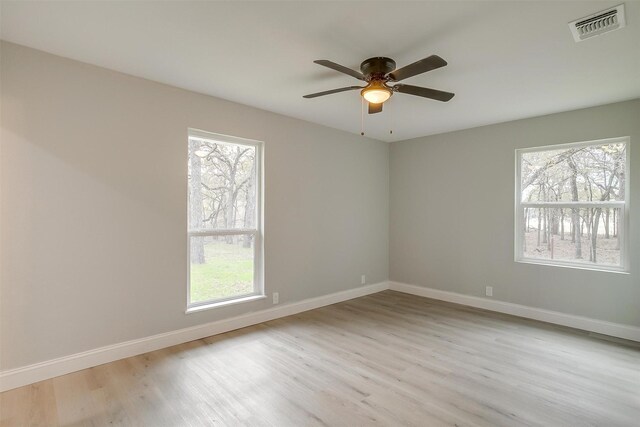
top-left (588, 156), bottom-right (620, 262)
top-left (243, 160), bottom-right (256, 248)
top-left (567, 156), bottom-right (582, 259)
top-left (189, 139), bottom-right (205, 264)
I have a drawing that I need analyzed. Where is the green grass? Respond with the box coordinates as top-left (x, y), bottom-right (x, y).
top-left (190, 239), bottom-right (254, 303)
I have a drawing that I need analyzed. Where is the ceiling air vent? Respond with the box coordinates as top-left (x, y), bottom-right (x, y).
top-left (569, 4), bottom-right (626, 42)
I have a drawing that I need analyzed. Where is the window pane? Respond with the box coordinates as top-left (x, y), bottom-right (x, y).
top-left (522, 207), bottom-right (622, 267)
top-left (521, 143), bottom-right (626, 203)
top-left (190, 235), bottom-right (255, 304)
top-left (188, 138), bottom-right (257, 230)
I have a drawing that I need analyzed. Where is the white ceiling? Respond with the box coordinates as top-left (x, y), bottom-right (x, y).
top-left (1, 1), bottom-right (639, 142)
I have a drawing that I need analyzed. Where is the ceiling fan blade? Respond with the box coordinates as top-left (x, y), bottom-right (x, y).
top-left (303, 86), bottom-right (364, 99)
top-left (368, 102), bottom-right (383, 114)
top-left (388, 55), bottom-right (447, 82)
top-left (393, 84), bottom-right (455, 102)
top-left (314, 60), bottom-right (366, 81)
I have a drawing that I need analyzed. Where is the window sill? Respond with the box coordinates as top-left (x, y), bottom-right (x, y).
top-left (516, 258), bottom-right (629, 274)
top-left (186, 294), bottom-right (266, 314)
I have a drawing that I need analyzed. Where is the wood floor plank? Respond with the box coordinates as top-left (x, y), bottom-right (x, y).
top-left (2, 290), bottom-right (639, 426)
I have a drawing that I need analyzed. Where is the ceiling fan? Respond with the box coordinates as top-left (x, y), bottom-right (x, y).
top-left (303, 55), bottom-right (454, 114)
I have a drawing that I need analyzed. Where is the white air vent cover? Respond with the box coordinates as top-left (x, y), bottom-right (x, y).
top-left (569, 4), bottom-right (626, 42)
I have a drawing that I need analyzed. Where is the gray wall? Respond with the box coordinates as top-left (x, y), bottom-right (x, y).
top-left (390, 99), bottom-right (640, 327)
top-left (0, 42), bottom-right (389, 370)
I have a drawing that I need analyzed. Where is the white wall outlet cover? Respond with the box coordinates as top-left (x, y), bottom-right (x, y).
top-left (272, 292), bottom-right (279, 304)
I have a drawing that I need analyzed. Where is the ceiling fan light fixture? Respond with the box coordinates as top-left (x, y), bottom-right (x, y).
top-left (361, 82), bottom-right (392, 104)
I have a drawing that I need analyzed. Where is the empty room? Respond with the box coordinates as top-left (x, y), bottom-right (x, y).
top-left (1, 1), bottom-right (639, 426)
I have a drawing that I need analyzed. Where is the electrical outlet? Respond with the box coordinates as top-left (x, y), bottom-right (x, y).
top-left (361, 275), bottom-right (366, 285)
top-left (485, 286), bottom-right (493, 297)
top-left (272, 292), bottom-right (279, 304)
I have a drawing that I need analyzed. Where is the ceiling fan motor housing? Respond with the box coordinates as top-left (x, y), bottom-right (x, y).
top-left (360, 57), bottom-right (396, 79)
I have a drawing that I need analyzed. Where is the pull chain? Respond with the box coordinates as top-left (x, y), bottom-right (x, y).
top-left (360, 97), bottom-right (365, 136)
top-left (389, 98), bottom-right (394, 135)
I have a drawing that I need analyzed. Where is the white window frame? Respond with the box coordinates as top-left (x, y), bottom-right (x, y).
top-left (186, 128), bottom-right (264, 312)
top-left (515, 136), bottom-right (630, 273)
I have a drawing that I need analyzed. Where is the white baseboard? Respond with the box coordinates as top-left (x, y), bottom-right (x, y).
top-left (389, 281), bottom-right (640, 342)
top-left (4, 280), bottom-right (637, 392)
top-left (0, 282), bottom-right (388, 392)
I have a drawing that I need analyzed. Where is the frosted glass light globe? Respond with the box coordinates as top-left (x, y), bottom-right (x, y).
top-left (361, 81), bottom-right (392, 104)
top-left (363, 88), bottom-right (391, 104)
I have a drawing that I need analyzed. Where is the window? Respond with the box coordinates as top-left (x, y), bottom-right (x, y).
top-left (187, 129), bottom-right (263, 310)
top-left (515, 137), bottom-right (629, 272)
